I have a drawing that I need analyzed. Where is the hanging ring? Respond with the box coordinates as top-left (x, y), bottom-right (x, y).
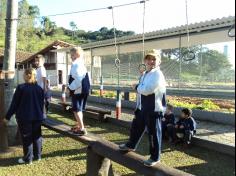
top-left (228, 24), bottom-right (235, 38)
top-left (182, 50), bottom-right (196, 62)
top-left (138, 64), bottom-right (146, 72)
top-left (115, 58), bottom-right (121, 68)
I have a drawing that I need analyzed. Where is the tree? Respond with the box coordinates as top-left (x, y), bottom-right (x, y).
top-left (70, 21), bottom-right (77, 40)
top-left (40, 17), bottom-right (57, 36)
top-left (0, 0), bottom-right (7, 36)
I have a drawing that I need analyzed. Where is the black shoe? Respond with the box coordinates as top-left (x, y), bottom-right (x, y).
top-left (119, 144), bottom-right (135, 152)
top-left (72, 129), bottom-right (87, 136)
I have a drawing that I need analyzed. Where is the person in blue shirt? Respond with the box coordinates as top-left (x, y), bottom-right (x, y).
top-left (174, 108), bottom-right (197, 146)
top-left (4, 68), bottom-right (45, 165)
top-left (162, 104), bottom-right (175, 142)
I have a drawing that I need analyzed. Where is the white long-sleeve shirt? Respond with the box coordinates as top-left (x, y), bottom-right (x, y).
top-left (36, 66), bottom-right (47, 89)
top-left (137, 67), bottom-right (167, 112)
top-left (68, 58), bottom-right (87, 95)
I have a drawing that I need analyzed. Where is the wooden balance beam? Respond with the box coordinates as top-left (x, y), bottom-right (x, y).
top-left (58, 102), bottom-right (112, 122)
top-left (42, 118), bottom-right (194, 176)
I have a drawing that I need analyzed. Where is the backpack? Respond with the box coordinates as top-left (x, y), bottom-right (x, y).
top-left (68, 73), bottom-right (91, 95)
top-left (82, 73), bottom-right (91, 94)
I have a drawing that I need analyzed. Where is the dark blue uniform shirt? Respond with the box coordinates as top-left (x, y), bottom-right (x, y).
top-left (6, 83), bottom-right (44, 122)
top-left (163, 113), bottom-right (175, 125)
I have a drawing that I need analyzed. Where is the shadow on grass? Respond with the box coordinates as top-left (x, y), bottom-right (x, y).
top-left (0, 147), bottom-right (87, 167)
top-left (43, 133), bottom-right (63, 139)
top-left (48, 108), bottom-right (235, 176)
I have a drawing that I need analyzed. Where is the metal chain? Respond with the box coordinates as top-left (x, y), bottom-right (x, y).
top-left (141, 0), bottom-right (146, 59)
top-left (138, 0), bottom-right (147, 72)
top-left (109, 6), bottom-right (120, 69)
top-left (108, 6), bottom-right (121, 89)
top-left (183, 0), bottom-right (196, 62)
top-left (185, 0), bottom-right (190, 50)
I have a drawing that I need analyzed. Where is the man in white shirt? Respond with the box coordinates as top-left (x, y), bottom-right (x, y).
top-left (35, 55), bottom-right (47, 91)
top-left (68, 47), bottom-right (90, 136)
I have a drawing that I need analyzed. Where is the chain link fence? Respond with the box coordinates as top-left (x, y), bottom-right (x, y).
top-left (90, 46), bottom-right (235, 90)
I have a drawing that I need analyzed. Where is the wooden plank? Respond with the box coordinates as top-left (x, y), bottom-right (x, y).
top-left (91, 141), bottom-right (194, 176)
top-left (42, 118), bottom-right (100, 145)
top-left (58, 102), bottom-right (111, 115)
top-left (43, 118), bottom-right (193, 176)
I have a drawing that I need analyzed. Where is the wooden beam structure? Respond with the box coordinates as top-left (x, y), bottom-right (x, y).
top-left (42, 118), bottom-right (193, 176)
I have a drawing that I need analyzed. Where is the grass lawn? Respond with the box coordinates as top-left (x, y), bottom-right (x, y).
top-left (0, 109), bottom-right (235, 176)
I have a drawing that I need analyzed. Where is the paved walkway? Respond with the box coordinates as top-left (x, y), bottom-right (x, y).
top-left (52, 98), bottom-right (235, 147)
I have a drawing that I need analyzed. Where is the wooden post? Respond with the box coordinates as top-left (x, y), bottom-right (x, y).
top-left (87, 145), bottom-right (114, 176)
top-left (124, 92), bottom-right (130, 101)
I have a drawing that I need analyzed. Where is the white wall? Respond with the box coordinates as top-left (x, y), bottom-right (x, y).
top-left (47, 70), bottom-right (58, 86)
top-left (15, 70), bottom-right (58, 87)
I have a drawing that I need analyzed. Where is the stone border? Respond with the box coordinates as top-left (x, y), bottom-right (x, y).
top-left (87, 96), bottom-right (235, 126)
top-left (51, 91), bottom-right (235, 126)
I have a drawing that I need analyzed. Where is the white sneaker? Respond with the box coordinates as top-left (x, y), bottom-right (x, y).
top-left (143, 158), bottom-right (160, 167)
top-left (18, 158), bottom-right (32, 165)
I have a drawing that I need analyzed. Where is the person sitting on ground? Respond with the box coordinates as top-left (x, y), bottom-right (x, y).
top-left (173, 108), bottom-right (197, 147)
top-left (162, 104), bottom-right (175, 142)
top-left (68, 47), bottom-right (90, 136)
top-left (119, 63), bottom-right (146, 152)
top-left (3, 68), bottom-right (45, 165)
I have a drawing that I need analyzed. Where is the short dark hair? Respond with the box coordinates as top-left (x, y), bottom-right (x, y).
top-left (181, 108), bottom-right (192, 117)
top-left (167, 104), bottom-right (174, 111)
top-left (35, 54), bottom-right (45, 62)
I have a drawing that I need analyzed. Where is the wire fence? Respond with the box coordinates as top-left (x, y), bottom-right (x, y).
top-left (0, 0), bottom-right (235, 92)
top-left (90, 47), bottom-right (235, 90)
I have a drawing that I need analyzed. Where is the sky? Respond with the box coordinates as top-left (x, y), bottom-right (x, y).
top-left (26, 0), bottom-right (235, 67)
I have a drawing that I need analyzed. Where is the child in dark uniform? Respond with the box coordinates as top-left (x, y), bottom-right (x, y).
top-left (174, 108), bottom-right (197, 146)
top-left (4, 68), bottom-right (44, 164)
top-left (162, 104), bottom-right (175, 142)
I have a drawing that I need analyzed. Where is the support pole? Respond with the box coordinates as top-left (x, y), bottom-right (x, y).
top-left (100, 76), bottom-right (104, 97)
top-left (178, 35), bottom-right (182, 89)
top-left (2, 0), bottom-right (18, 147)
top-left (87, 145), bottom-right (114, 176)
top-left (0, 72), bottom-right (8, 152)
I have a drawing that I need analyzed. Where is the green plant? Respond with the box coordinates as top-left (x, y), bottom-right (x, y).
top-left (199, 100), bottom-right (220, 111)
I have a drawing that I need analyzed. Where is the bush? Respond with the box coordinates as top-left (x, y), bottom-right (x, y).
top-left (169, 99), bottom-right (221, 112)
top-left (199, 100), bottom-right (220, 111)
